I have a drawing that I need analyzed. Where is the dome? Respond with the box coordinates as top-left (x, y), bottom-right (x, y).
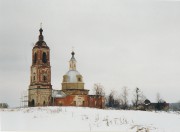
top-left (61, 51), bottom-right (84, 91)
top-left (34, 41), bottom-right (48, 47)
top-left (65, 70), bottom-right (82, 83)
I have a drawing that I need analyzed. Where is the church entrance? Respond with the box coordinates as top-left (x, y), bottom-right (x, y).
top-left (31, 99), bottom-right (35, 107)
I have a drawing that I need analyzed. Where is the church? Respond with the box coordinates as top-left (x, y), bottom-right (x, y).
top-left (28, 27), bottom-right (105, 109)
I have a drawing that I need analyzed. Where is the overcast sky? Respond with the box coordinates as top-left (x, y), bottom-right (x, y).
top-left (1, 0), bottom-right (180, 107)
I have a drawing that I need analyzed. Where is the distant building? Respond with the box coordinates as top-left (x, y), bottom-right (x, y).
top-left (143, 99), bottom-right (169, 111)
top-left (28, 27), bottom-right (104, 108)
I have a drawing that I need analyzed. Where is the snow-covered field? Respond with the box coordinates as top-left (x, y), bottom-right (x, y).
top-left (0, 107), bottom-right (180, 132)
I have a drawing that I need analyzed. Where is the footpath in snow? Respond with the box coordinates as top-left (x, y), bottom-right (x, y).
top-left (0, 106), bottom-right (180, 132)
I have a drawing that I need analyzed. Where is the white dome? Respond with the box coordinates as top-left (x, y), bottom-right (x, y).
top-left (65, 70), bottom-right (82, 83)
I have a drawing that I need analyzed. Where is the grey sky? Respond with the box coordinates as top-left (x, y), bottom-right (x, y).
top-left (0, 0), bottom-right (180, 107)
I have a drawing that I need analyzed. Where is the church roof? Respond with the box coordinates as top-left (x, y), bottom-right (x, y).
top-left (52, 90), bottom-right (66, 98)
top-left (35, 40), bottom-right (48, 47)
top-left (65, 70), bottom-right (82, 83)
top-left (33, 27), bottom-right (49, 48)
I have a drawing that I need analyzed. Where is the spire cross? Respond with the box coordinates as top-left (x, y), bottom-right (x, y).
top-left (40, 22), bottom-right (42, 29)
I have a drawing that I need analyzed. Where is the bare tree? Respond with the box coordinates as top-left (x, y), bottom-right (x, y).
top-left (107, 90), bottom-right (115, 108)
top-left (106, 90), bottom-right (122, 109)
top-left (120, 87), bottom-right (129, 109)
top-left (132, 87), bottom-right (146, 110)
top-left (93, 83), bottom-right (105, 96)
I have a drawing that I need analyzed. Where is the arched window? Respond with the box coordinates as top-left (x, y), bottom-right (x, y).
top-left (33, 53), bottom-right (37, 64)
top-left (43, 76), bottom-right (47, 82)
top-left (42, 52), bottom-right (47, 63)
top-left (78, 78), bottom-right (81, 82)
top-left (33, 76), bottom-right (35, 81)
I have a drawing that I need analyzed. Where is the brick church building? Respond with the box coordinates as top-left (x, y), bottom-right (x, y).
top-left (28, 27), bottom-right (105, 108)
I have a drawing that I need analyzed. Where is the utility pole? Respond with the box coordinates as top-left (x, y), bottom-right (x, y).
top-left (136, 87), bottom-right (139, 109)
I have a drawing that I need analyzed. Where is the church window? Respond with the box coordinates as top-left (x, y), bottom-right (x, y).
top-left (33, 53), bottom-right (37, 64)
top-left (33, 76), bottom-right (35, 81)
top-left (78, 78), bottom-right (81, 82)
top-left (43, 76), bottom-right (47, 82)
top-left (42, 52), bottom-right (47, 63)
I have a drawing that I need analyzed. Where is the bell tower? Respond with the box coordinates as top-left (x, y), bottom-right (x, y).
top-left (28, 26), bottom-right (52, 107)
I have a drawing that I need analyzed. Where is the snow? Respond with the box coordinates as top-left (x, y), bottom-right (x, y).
top-left (0, 107), bottom-right (180, 131)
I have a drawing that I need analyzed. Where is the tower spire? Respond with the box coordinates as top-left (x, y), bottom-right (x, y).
top-left (39, 23), bottom-right (44, 41)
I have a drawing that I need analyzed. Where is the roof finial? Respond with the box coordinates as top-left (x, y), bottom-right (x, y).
top-left (39, 23), bottom-right (44, 41)
top-left (69, 47), bottom-right (76, 70)
top-left (71, 47), bottom-right (75, 58)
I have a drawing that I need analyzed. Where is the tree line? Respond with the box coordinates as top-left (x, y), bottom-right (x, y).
top-left (93, 83), bottom-right (171, 111)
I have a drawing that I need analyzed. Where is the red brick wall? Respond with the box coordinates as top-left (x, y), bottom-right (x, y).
top-left (88, 96), bottom-right (105, 109)
top-left (54, 95), bottom-right (88, 107)
top-left (54, 95), bottom-right (105, 109)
